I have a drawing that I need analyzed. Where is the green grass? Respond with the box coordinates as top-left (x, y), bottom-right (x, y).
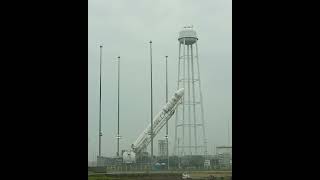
top-left (88, 171), bottom-right (232, 180)
top-left (88, 175), bottom-right (121, 180)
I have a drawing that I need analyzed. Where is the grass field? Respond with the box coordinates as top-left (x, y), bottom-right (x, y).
top-left (189, 171), bottom-right (231, 179)
top-left (88, 176), bottom-right (118, 180)
top-left (88, 170), bottom-right (232, 180)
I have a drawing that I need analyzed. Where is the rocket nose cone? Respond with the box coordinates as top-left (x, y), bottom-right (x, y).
top-left (177, 88), bottom-right (184, 97)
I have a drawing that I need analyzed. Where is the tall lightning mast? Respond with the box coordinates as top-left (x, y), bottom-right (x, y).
top-left (98, 45), bottom-right (103, 157)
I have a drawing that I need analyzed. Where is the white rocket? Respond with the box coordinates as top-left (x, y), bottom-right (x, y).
top-left (123, 88), bottom-right (184, 163)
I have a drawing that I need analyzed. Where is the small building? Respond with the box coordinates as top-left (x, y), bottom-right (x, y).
top-left (216, 146), bottom-right (232, 169)
top-left (158, 140), bottom-right (168, 157)
top-left (204, 159), bottom-right (211, 169)
top-left (97, 156), bottom-right (115, 167)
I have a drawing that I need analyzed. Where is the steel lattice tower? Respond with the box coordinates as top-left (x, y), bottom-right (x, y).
top-left (174, 26), bottom-right (208, 157)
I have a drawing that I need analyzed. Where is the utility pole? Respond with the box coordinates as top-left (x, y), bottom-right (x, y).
top-left (149, 41), bottom-right (154, 168)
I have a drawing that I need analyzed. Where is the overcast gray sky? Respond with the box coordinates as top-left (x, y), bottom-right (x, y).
top-left (88, 0), bottom-right (232, 161)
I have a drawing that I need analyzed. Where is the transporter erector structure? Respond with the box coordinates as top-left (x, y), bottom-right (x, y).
top-left (122, 88), bottom-right (185, 163)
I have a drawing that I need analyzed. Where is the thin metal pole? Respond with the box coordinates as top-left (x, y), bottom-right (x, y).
top-left (174, 43), bottom-right (181, 156)
top-left (187, 44), bottom-right (191, 155)
top-left (182, 38), bottom-right (186, 155)
top-left (165, 56), bottom-right (168, 102)
top-left (149, 40), bottom-right (154, 167)
top-left (228, 119), bottom-right (230, 146)
top-left (98, 45), bottom-right (103, 157)
top-left (195, 42), bottom-right (207, 156)
top-left (190, 45), bottom-right (198, 154)
top-left (178, 138), bottom-right (180, 168)
top-left (117, 56), bottom-right (120, 157)
top-left (165, 55), bottom-right (169, 170)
